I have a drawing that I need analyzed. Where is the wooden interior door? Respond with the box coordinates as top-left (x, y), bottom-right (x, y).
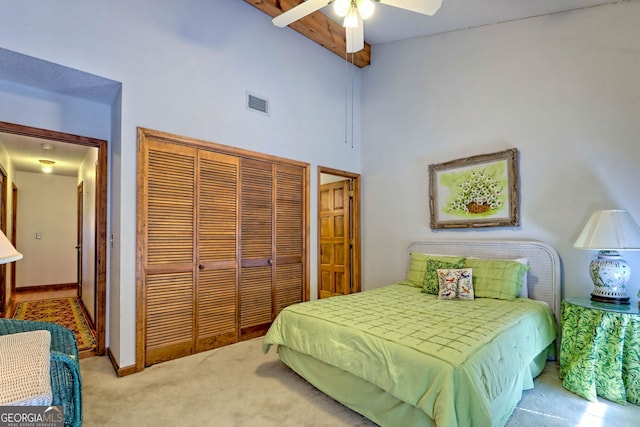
top-left (143, 139), bottom-right (197, 366)
top-left (196, 150), bottom-right (239, 352)
top-left (319, 180), bottom-right (351, 298)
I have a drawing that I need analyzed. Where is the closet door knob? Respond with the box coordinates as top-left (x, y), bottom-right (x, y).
top-left (268, 259), bottom-right (273, 265)
top-left (198, 264), bottom-right (205, 270)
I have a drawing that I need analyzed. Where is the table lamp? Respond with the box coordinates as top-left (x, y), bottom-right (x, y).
top-left (0, 230), bottom-right (22, 264)
top-left (574, 210), bottom-right (640, 304)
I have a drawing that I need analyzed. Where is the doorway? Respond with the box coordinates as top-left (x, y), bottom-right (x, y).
top-left (0, 121), bottom-right (107, 355)
top-left (317, 166), bottom-right (361, 298)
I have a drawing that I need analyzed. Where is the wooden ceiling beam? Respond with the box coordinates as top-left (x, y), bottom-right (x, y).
top-left (244, 0), bottom-right (371, 68)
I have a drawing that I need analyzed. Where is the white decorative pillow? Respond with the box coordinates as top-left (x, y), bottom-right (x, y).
top-left (455, 268), bottom-right (475, 300)
top-left (437, 268), bottom-right (474, 300)
top-left (0, 330), bottom-right (53, 406)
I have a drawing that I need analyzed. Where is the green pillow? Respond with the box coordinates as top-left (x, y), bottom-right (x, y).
top-left (423, 259), bottom-right (466, 295)
top-left (405, 252), bottom-right (466, 288)
top-left (463, 258), bottom-right (530, 300)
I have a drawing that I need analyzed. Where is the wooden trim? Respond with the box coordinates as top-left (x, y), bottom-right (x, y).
top-left (107, 348), bottom-right (137, 377)
top-left (317, 166), bottom-right (361, 297)
top-left (138, 128), bottom-right (310, 169)
top-left (0, 121), bottom-right (108, 357)
top-left (15, 283), bottom-right (77, 293)
top-left (244, 0), bottom-right (371, 68)
top-left (0, 121), bottom-right (106, 147)
top-left (135, 128), bottom-right (149, 373)
top-left (10, 183), bottom-right (17, 296)
top-left (0, 165), bottom-right (7, 315)
top-left (304, 164), bottom-right (311, 302)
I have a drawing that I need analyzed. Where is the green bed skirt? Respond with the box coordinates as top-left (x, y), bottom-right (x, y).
top-left (277, 345), bottom-right (550, 427)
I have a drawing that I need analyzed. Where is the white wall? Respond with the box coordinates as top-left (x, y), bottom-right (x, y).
top-left (15, 171), bottom-right (77, 287)
top-left (0, 0), bottom-right (362, 367)
top-left (361, 2), bottom-right (640, 301)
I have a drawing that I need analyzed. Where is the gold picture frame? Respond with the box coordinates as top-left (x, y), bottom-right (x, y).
top-left (429, 148), bottom-right (519, 229)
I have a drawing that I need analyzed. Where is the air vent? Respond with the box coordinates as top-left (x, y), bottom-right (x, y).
top-left (246, 92), bottom-right (269, 116)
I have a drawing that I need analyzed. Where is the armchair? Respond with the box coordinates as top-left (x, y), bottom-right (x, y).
top-left (0, 318), bottom-right (82, 427)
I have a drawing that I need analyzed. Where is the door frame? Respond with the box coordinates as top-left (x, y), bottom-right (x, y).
top-left (76, 182), bottom-right (84, 299)
top-left (0, 121), bottom-right (108, 355)
top-left (317, 166), bottom-right (361, 297)
top-left (10, 183), bottom-right (17, 297)
top-left (0, 166), bottom-right (7, 314)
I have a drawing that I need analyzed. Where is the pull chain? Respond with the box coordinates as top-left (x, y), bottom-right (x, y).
top-left (344, 50), bottom-right (355, 149)
top-left (350, 52), bottom-right (354, 149)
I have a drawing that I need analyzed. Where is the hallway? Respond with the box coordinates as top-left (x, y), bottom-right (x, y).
top-left (8, 287), bottom-right (97, 358)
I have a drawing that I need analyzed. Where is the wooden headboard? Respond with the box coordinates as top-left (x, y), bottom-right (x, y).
top-left (406, 240), bottom-right (562, 326)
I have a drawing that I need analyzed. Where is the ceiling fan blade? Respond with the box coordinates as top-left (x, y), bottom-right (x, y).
top-left (378, 0), bottom-right (443, 16)
top-left (272, 0), bottom-right (330, 28)
top-left (346, 16), bottom-right (364, 53)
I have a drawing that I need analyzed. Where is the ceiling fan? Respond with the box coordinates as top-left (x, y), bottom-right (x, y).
top-left (272, 0), bottom-right (443, 53)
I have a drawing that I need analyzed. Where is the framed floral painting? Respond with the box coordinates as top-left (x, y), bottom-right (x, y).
top-left (429, 148), bottom-right (519, 229)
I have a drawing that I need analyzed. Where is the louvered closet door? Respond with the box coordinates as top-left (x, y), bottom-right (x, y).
top-left (239, 159), bottom-right (274, 339)
top-left (239, 160), bottom-right (305, 339)
top-left (274, 164), bottom-right (305, 314)
top-left (143, 139), bottom-right (196, 366)
top-left (196, 151), bottom-right (239, 352)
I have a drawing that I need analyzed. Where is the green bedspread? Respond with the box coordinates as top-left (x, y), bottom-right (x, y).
top-left (263, 284), bottom-right (557, 427)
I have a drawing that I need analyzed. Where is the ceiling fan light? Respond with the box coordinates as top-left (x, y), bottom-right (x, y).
top-left (333, 0), bottom-right (351, 17)
top-left (357, 0), bottom-right (375, 20)
top-left (343, 6), bottom-right (359, 28)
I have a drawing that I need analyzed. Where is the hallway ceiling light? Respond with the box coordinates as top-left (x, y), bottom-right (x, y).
top-left (39, 159), bottom-right (55, 173)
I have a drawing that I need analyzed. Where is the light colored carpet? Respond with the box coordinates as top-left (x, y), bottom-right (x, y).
top-left (80, 338), bottom-right (637, 426)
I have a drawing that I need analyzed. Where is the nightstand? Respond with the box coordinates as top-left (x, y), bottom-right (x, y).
top-left (559, 297), bottom-right (640, 405)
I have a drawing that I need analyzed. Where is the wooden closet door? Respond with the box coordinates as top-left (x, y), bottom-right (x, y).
top-left (196, 151), bottom-right (239, 352)
top-left (143, 139), bottom-right (196, 366)
top-left (274, 164), bottom-right (305, 314)
top-left (138, 127), bottom-right (309, 369)
top-left (239, 160), bottom-right (305, 338)
top-left (239, 159), bottom-right (274, 339)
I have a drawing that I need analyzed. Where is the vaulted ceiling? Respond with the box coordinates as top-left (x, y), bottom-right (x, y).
top-left (245, 0), bottom-right (617, 69)
top-left (245, 0), bottom-right (371, 67)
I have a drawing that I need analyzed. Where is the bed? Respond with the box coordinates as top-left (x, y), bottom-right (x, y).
top-left (263, 240), bottom-right (561, 427)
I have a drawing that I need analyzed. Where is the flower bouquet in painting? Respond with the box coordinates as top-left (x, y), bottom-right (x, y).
top-left (429, 149), bottom-right (519, 229)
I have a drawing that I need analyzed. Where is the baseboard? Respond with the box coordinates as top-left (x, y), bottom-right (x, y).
top-left (107, 348), bottom-right (137, 377)
top-left (15, 283), bottom-right (77, 293)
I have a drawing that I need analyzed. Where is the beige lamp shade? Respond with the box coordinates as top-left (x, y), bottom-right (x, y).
top-left (574, 210), bottom-right (640, 250)
top-left (0, 230), bottom-right (22, 264)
